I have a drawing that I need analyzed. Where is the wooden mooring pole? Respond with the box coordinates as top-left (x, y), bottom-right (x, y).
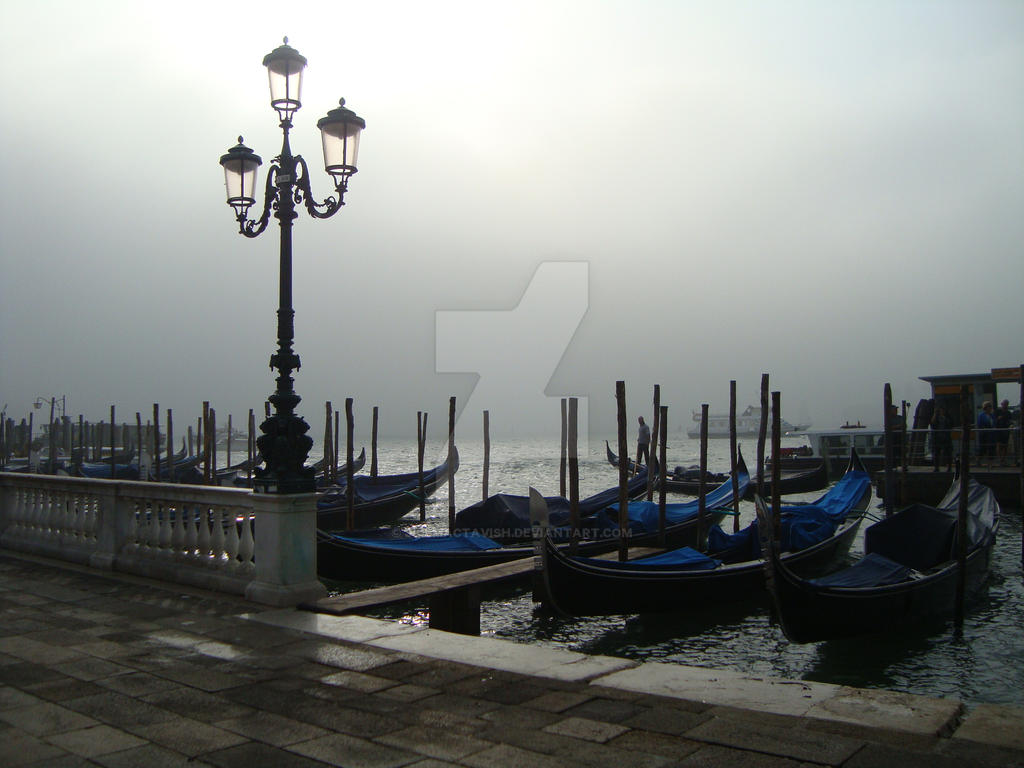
top-left (448, 396), bottom-right (456, 534)
top-left (698, 403), bottom-right (708, 549)
top-left (730, 380), bottom-right (740, 532)
top-left (1020, 364), bottom-right (1023, 568)
top-left (167, 408), bottom-right (175, 482)
top-left (756, 374), bottom-right (769, 499)
top-left (771, 392), bottom-right (782, 543)
top-left (615, 381), bottom-right (629, 561)
top-left (371, 406), bottom-right (379, 478)
top-left (955, 384), bottom-right (972, 627)
top-left (110, 406), bottom-right (116, 479)
top-left (417, 411), bottom-right (427, 521)
top-left (559, 398), bottom-right (567, 498)
top-left (884, 384), bottom-right (894, 517)
top-left (647, 385), bottom-right (661, 501)
top-left (568, 398), bottom-right (579, 556)
top-left (345, 398), bottom-right (355, 530)
top-left (482, 410), bottom-right (490, 502)
top-left (658, 404), bottom-right (668, 549)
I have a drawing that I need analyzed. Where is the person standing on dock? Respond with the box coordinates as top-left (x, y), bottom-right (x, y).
top-left (995, 399), bottom-right (1013, 466)
top-left (930, 406), bottom-right (953, 472)
top-left (976, 401), bottom-right (996, 467)
top-left (636, 416), bottom-right (651, 468)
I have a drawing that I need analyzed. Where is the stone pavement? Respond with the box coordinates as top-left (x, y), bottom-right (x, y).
top-left (2, 552), bottom-right (1022, 768)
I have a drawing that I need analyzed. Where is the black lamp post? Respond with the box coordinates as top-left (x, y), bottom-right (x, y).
top-left (220, 38), bottom-right (365, 494)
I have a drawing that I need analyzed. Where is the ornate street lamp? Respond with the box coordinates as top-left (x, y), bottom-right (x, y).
top-left (220, 38), bottom-right (365, 494)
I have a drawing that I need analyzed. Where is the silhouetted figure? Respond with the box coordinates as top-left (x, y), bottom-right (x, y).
top-left (995, 399), bottom-right (1013, 465)
top-left (930, 406), bottom-right (953, 472)
top-left (636, 416), bottom-right (651, 467)
top-left (977, 401), bottom-right (995, 467)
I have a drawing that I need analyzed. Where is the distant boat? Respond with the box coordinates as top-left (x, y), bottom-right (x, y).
top-left (686, 405), bottom-right (809, 439)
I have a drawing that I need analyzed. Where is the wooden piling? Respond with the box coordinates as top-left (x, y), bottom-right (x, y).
top-left (698, 403), bottom-right (708, 549)
top-left (658, 404), bottom-right (669, 549)
top-left (417, 411), bottom-right (427, 521)
top-left (225, 413), bottom-right (231, 470)
top-left (152, 405), bottom-right (160, 481)
top-left (730, 380), bottom-right (740, 533)
top-left (135, 414), bottom-right (143, 478)
top-left (202, 401), bottom-right (210, 483)
top-left (568, 398), bottom-right (580, 555)
top-left (756, 374), bottom-right (769, 499)
top-left (1020, 364), bottom-right (1023, 569)
top-left (448, 396), bottom-right (456, 535)
top-left (647, 385), bottom-right (661, 501)
top-left (482, 410), bottom-right (490, 502)
top-left (345, 398), bottom-right (355, 530)
top-left (955, 384), bottom-right (971, 627)
top-left (333, 409), bottom-right (340, 483)
top-left (771, 392), bottom-right (782, 543)
top-left (560, 398), bottom-right (567, 498)
top-left (883, 383), bottom-right (894, 517)
top-left (110, 406), bottom-right (116, 479)
top-left (371, 406), bottom-right (379, 478)
top-left (615, 381), bottom-right (629, 562)
top-left (209, 408), bottom-right (217, 480)
top-left (167, 409), bottom-right (175, 482)
top-left (248, 409), bottom-right (255, 483)
top-left (324, 402), bottom-right (334, 484)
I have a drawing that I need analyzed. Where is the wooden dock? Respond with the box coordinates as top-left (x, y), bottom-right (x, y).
top-left (308, 546), bottom-right (663, 635)
top-left (874, 465), bottom-right (1021, 506)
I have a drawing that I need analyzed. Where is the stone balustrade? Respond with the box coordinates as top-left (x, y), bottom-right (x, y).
top-left (0, 472), bottom-right (324, 606)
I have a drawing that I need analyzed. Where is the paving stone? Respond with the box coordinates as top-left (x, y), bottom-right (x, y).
top-left (543, 716), bottom-right (631, 743)
top-left (550, 738), bottom-right (676, 767)
top-left (374, 682), bottom-right (440, 703)
top-left (0, 727), bottom-right (69, 766)
top-left (142, 687), bottom-right (256, 723)
top-left (481, 704), bottom-right (562, 730)
top-left (91, 742), bottom-right (214, 767)
top-left (0, 701), bottom-right (100, 735)
top-left (622, 705), bottom-right (711, 735)
top-left (95, 670), bottom-right (181, 697)
top-left (407, 692), bottom-right (502, 719)
top-left (461, 743), bottom-right (570, 768)
top-left (23, 628), bottom-right (93, 647)
top-left (376, 724), bottom-right (493, 760)
top-left (0, 684), bottom-right (45, 709)
top-left (214, 710), bottom-right (331, 747)
top-left (678, 743), bottom-right (806, 767)
top-left (564, 696), bottom-right (648, 723)
top-left (50, 656), bottom-right (134, 681)
top-left (953, 702), bottom-right (1024, 751)
top-left (282, 639), bottom-right (396, 671)
top-left (46, 723), bottom-right (148, 757)
top-left (25, 677), bottom-right (108, 703)
top-left (398, 707), bottom-right (489, 735)
top-left (145, 660), bottom-right (246, 692)
top-left (608, 729), bottom-right (703, 760)
top-left (62, 690), bottom-right (179, 728)
top-left (129, 717), bottom-right (248, 757)
top-left (526, 689), bottom-right (595, 713)
top-left (844, 743), bottom-right (963, 768)
top-left (320, 668), bottom-right (400, 693)
top-left (290, 700), bottom-right (398, 737)
top-left (287, 732), bottom-right (421, 767)
top-left (0, 636), bottom-right (86, 665)
top-left (684, 715), bottom-right (864, 764)
top-left (203, 741), bottom-right (333, 768)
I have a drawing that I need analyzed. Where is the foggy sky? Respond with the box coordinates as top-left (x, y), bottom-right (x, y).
top-left (1, 1), bottom-right (1022, 446)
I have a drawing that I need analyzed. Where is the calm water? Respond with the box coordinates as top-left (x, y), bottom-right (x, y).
top-left (320, 435), bottom-right (1024, 709)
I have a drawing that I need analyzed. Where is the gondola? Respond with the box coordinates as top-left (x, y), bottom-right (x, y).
top-left (316, 447), bottom-right (459, 530)
top-left (535, 449), bottom-right (871, 616)
top-left (605, 441), bottom-right (827, 498)
top-left (758, 475), bottom-right (999, 643)
top-left (318, 459), bottom-right (750, 582)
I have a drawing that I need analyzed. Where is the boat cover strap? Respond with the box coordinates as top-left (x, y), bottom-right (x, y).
top-left (334, 531), bottom-right (502, 552)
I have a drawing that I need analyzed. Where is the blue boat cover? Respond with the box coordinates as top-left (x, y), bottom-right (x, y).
top-left (707, 467), bottom-right (870, 562)
top-left (331, 531), bottom-right (503, 552)
top-left (453, 470), bottom-right (649, 539)
top-left (808, 552), bottom-right (911, 588)
top-left (570, 545), bottom-right (721, 571)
